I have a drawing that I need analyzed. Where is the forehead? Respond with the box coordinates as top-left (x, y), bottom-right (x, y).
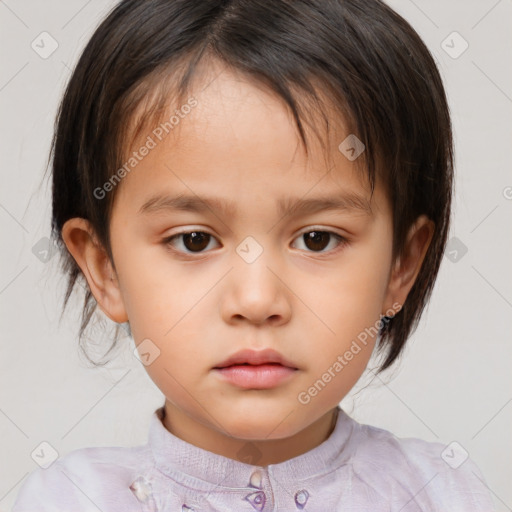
top-left (113, 64), bottom-right (386, 218)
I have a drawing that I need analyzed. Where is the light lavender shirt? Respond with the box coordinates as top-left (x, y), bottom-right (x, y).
top-left (12, 405), bottom-right (495, 511)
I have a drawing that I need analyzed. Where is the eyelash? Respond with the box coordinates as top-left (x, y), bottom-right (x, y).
top-left (162, 228), bottom-right (348, 257)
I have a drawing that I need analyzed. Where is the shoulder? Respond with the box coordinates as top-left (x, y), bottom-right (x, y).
top-left (12, 444), bottom-right (152, 512)
top-left (345, 418), bottom-right (495, 511)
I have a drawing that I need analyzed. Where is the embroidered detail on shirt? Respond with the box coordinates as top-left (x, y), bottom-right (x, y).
top-left (244, 490), bottom-right (266, 511)
top-left (129, 476), bottom-right (153, 502)
top-left (182, 505), bottom-right (196, 511)
top-left (294, 489), bottom-right (310, 509)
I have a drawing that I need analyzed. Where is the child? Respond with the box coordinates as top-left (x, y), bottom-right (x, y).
top-left (13, 0), bottom-right (495, 510)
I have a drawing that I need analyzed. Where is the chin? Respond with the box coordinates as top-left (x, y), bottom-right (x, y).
top-left (222, 412), bottom-right (302, 441)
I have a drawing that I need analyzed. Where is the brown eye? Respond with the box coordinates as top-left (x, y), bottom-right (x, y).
top-left (182, 232), bottom-right (210, 252)
top-left (303, 231), bottom-right (331, 251)
top-left (292, 230), bottom-right (346, 254)
top-left (164, 231), bottom-right (218, 254)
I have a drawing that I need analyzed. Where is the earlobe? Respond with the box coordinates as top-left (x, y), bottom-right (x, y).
top-left (382, 215), bottom-right (434, 314)
top-left (61, 218), bottom-right (128, 324)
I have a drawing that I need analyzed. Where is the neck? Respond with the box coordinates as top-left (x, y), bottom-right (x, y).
top-left (162, 402), bottom-right (339, 466)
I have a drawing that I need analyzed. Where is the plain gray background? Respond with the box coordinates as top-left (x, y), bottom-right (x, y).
top-left (1, 1), bottom-right (511, 510)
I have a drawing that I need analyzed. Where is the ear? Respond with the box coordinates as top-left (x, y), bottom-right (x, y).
top-left (61, 218), bottom-right (128, 324)
top-left (382, 215), bottom-right (434, 315)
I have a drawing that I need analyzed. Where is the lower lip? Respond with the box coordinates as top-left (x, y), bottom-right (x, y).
top-left (213, 364), bottom-right (297, 389)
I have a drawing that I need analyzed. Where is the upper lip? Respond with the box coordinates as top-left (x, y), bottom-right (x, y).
top-left (213, 348), bottom-right (298, 369)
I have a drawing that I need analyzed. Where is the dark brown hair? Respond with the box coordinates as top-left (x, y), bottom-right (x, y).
top-left (50, 0), bottom-right (453, 371)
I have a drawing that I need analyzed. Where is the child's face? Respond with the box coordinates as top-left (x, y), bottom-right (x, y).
top-left (66, 63), bottom-right (429, 456)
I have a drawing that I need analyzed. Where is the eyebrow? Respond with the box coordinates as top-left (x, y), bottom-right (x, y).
top-left (138, 191), bottom-right (373, 218)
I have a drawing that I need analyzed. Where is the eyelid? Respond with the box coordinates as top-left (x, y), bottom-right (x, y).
top-left (294, 225), bottom-right (346, 238)
top-left (163, 228), bottom-right (220, 254)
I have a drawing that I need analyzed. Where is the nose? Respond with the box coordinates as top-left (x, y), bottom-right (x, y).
top-left (220, 247), bottom-right (292, 327)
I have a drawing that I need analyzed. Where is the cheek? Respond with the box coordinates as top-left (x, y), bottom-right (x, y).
top-left (307, 251), bottom-right (390, 334)
top-left (112, 240), bottom-right (179, 339)
top-left (114, 243), bottom-right (219, 374)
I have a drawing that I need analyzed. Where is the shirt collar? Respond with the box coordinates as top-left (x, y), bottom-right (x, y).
top-left (147, 404), bottom-right (355, 489)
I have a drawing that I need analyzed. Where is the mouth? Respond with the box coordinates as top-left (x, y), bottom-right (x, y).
top-left (212, 362), bottom-right (298, 389)
top-left (213, 362), bottom-right (288, 369)
top-left (212, 348), bottom-right (299, 388)
top-left (213, 348), bottom-right (298, 370)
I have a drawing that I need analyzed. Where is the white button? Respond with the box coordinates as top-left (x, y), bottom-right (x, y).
top-left (249, 469), bottom-right (263, 488)
top-left (294, 489), bottom-right (310, 508)
top-left (129, 476), bottom-right (152, 502)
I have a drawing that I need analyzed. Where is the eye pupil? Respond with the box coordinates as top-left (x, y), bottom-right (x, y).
top-left (183, 232), bottom-right (210, 252)
top-left (304, 231), bottom-right (329, 251)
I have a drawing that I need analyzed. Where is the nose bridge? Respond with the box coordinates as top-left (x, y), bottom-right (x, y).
top-left (221, 234), bottom-right (291, 325)
top-left (234, 234), bottom-right (280, 296)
